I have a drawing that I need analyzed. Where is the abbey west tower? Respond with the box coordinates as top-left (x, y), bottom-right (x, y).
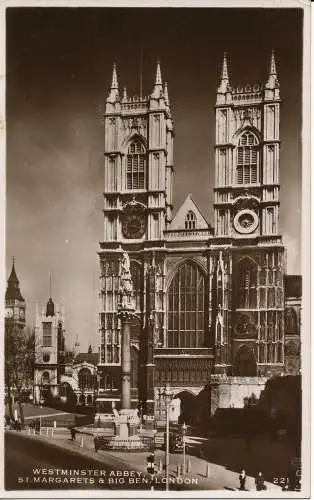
top-left (98, 62), bottom-right (174, 415)
top-left (212, 52), bottom-right (285, 380)
top-left (98, 53), bottom-right (288, 419)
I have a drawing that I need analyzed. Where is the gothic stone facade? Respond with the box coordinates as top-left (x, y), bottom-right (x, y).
top-left (97, 55), bottom-right (301, 418)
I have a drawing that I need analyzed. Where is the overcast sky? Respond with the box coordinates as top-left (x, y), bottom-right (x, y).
top-left (6, 7), bottom-right (303, 351)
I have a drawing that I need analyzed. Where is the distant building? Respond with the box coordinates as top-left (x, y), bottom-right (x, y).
top-left (33, 296), bottom-right (66, 404)
top-left (33, 294), bottom-right (99, 407)
top-left (284, 276), bottom-right (301, 375)
top-left (5, 259), bottom-right (26, 334)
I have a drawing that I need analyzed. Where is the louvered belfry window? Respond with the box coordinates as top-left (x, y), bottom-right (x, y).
top-left (126, 140), bottom-right (146, 190)
top-left (236, 131), bottom-right (259, 185)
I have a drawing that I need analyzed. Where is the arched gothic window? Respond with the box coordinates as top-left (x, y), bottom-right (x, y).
top-left (126, 140), bottom-right (146, 190)
top-left (167, 262), bottom-right (205, 348)
top-left (78, 368), bottom-right (93, 390)
top-left (236, 131), bottom-right (259, 185)
top-left (41, 372), bottom-right (50, 385)
top-left (185, 211), bottom-right (197, 230)
top-left (236, 258), bottom-right (257, 308)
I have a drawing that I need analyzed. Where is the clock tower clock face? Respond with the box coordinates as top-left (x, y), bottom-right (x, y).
top-left (19, 308), bottom-right (25, 320)
top-left (122, 214), bottom-right (146, 239)
top-left (122, 201), bottom-right (147, 239)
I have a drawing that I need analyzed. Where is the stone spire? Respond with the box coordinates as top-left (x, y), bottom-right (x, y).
top-left (5, 257), bottom-right (24, 302)
top-left (217, 52), bottom-right (230, 94)
top-left (270, 49), bottom-right (277, 76)
top-left (164, 81), bottom-right (169, 106)
top-left (122, 86), bottom-right (128, 102)
top-left (151, 59), bottom-right (163, 99)
top-left (265, 50), bottom-right (279, 89)
top-left (111, 62), bottom-right (118, 89)
top-left (221, 52), bottom-right (229, 82)
top-left (155, 59), bottom-right (162, 85)
top-left (107, 63), bottom-right (119, 102)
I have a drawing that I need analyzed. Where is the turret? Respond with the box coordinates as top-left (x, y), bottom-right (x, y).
top-left (107, 63), bottom-right (119, 103)
top-left (151, 60), bottom-right (163, 99)
top-left (216, 52), bottom-right (232, 105)
top-left (264, 50), bottom-right (280, 100)
top-left (5, 257), bottom-right (24, 302)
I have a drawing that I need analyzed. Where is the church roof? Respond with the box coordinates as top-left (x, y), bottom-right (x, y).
top-left (168, 193), bottom-right (213, 232)
top-left (285, 275), bottom-right (302, 298)
top-left (74, 352), bottom-right (99, 366)
top-left (5, 260), bottom-right (25, 302)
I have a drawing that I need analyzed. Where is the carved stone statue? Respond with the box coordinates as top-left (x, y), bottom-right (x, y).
top-left (119, 251), bottom-right (135, 312)
top-left (121, 251), bottom-right (131, 276)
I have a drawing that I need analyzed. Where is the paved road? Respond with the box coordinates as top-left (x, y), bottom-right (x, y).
top-left (5, 432), bottom-right (148, 491)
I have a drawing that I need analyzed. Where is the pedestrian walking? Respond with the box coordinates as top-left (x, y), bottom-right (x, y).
top-left (70, 426), bottom-right (76, 441)
top-left (239, 470), bottom-right (247, 490)
top-left (255, 472), bottom-right (267, 491)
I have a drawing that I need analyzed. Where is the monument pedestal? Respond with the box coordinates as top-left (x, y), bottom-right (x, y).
top-left (108, 410), bottom-right (147, 451)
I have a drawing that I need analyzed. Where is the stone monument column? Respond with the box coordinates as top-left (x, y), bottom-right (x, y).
top-left (118, 252), bottom-right (136, 411)
top-left (120, 311), bottom-right (132, 409)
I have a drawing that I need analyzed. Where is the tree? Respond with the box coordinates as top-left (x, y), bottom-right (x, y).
top-left (5, 323), bottom-right (35, 425)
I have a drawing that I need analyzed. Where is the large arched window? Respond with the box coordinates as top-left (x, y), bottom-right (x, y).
top-left (236, 131), bottom-right (259, 185)
top-left (167, 262), bottom-right (205, 348)
top-left (78, 368), bottom-right (93, 390)
top-left (185, 211), bottom-right (197, 230)
top-left (236, 258), bottom-right (257, 308)
top-left (126, 140), bottom-right (146, 190)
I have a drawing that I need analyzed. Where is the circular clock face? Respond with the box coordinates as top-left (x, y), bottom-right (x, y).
top-left (122, 214), bottom-right (146, 239)
top-left (19, 308), bottom-right (25, 319)
top-left (233, 209), bottom-right (258, 234)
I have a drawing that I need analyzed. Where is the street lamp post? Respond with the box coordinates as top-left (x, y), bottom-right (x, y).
top-left (182, 422), bottom-right (187, 475)
top-left (159, 385), bottom-right (172, 491)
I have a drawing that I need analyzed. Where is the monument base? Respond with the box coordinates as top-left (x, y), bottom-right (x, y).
top-left (104, 409), bottom-right (152, 452)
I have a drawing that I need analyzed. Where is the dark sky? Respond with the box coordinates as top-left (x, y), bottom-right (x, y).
top-left (6, 7), bottom-right (303, 351)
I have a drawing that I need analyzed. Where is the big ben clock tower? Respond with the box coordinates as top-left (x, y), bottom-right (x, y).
top-left (98, 61), bottom-right (174, 415)
top-left (5, 258), bottom-right (26, 334)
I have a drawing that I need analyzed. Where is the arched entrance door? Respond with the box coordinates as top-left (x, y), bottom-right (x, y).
top-left (174, 391), bottom-right (197, 425)
top-left (234, 345), bottom-right (257, 376)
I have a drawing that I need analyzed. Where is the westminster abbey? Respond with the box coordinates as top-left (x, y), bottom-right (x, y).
top-left (96, 54), bottom-right (301, 419)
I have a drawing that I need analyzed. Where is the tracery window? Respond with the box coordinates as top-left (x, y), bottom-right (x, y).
top-left (236, 258), bottom-right (257, 308)
top-left (185, 211), bottom-right (197, 230)
top-left (78, 368), bottom-right (93, 390)
top-left (236, 131), bottom-right (259, 185)
top-left (167, 262), bottom-right (205, 348)
top-left (126, 140), bottom-right (146, 190)
top-left (42, 322), bottom-right (52, 347)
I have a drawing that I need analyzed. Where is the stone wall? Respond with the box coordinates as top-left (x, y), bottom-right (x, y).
top-left (210, 376), bottom-right (268, 416)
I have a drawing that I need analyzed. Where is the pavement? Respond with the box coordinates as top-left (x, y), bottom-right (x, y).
top-left (11, 426), bottom-right (282, 492)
